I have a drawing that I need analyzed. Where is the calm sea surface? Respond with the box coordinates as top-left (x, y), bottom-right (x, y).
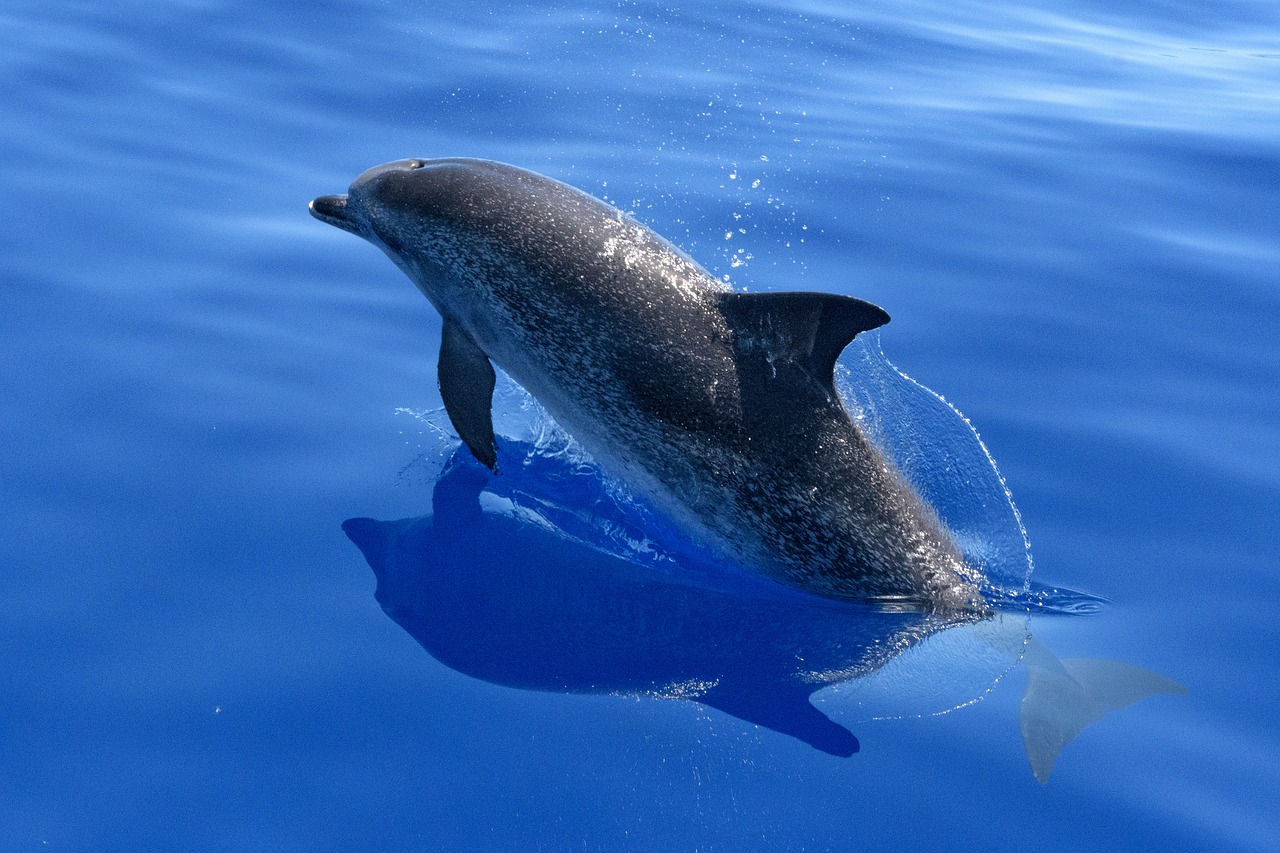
top-left (3, 1), bottom-right (1278, 850)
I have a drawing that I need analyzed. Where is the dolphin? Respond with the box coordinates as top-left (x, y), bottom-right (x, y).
top-left (311, 158), bottom-right (984, 612)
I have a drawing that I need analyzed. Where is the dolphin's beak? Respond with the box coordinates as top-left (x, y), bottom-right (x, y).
top-left (309, 194), bottom-right (362, 236)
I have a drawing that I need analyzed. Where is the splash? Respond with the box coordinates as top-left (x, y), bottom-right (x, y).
top-left (837, 335), bottom-right (1035, 604)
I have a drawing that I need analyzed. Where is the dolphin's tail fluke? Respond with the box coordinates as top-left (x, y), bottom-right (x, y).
top-left (1019, 636), bottom-right (1186, 783)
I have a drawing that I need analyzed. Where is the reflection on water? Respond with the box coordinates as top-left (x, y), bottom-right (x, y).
top-left (345, 446), bottom-right (1184, 781)
top-left (347, 456), bottom-right (934, 758)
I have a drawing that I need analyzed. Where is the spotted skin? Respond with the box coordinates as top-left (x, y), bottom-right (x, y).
top-left (311, 159), bottom-right (984, 613)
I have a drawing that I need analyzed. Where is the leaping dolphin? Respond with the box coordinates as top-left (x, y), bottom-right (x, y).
top-left (311, 158), bottom-right (983, 612)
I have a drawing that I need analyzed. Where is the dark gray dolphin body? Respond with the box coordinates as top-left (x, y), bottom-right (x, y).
top-left (311, 158), bottom-right (983, 612)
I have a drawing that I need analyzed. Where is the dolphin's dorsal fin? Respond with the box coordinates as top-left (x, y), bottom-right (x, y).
top-left (717, 291), bottom-right (890, 387)
top-left (438, 318), bottom-right (498, 471)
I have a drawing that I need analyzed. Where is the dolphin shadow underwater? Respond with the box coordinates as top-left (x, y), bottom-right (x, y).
top-left (344, 444), bottom-right (1184, 781)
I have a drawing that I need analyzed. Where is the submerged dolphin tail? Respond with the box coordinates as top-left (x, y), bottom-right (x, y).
top-left (1019, 636), bottom-right (1186, 783)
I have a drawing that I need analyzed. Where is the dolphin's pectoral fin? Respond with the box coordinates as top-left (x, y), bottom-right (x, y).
top-left (717, 291), bottom-right (890, 388)
top-left (438, 318), bottom-right (498, 471)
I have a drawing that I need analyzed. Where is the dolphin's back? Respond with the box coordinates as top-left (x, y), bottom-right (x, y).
top-left (380, 160), bottom-right (742, 436)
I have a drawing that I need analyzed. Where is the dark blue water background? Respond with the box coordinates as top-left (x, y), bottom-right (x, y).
top-left (3, 1), bottom-right (1277, 849)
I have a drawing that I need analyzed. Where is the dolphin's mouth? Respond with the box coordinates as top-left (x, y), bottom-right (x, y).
top-left (309, 194), bottom-right (363, 235)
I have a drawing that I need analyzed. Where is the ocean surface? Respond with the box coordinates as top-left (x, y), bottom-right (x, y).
top-left (3, 1), bottom-right (1278, 850)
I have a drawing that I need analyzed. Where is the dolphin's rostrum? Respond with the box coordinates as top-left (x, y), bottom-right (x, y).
top-left (311, 158), bottom-right (984, 612)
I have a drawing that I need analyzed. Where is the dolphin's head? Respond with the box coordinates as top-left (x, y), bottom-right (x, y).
top-left (310, 158), bottom-right (558, 307)
top-left (309, 158), bottom-right (524, 252)
top-left (308, 158), bottom-right (432, 243)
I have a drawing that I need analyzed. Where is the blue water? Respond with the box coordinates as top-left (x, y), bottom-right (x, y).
top-left (3, 1), bottom-right (1278, 850)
